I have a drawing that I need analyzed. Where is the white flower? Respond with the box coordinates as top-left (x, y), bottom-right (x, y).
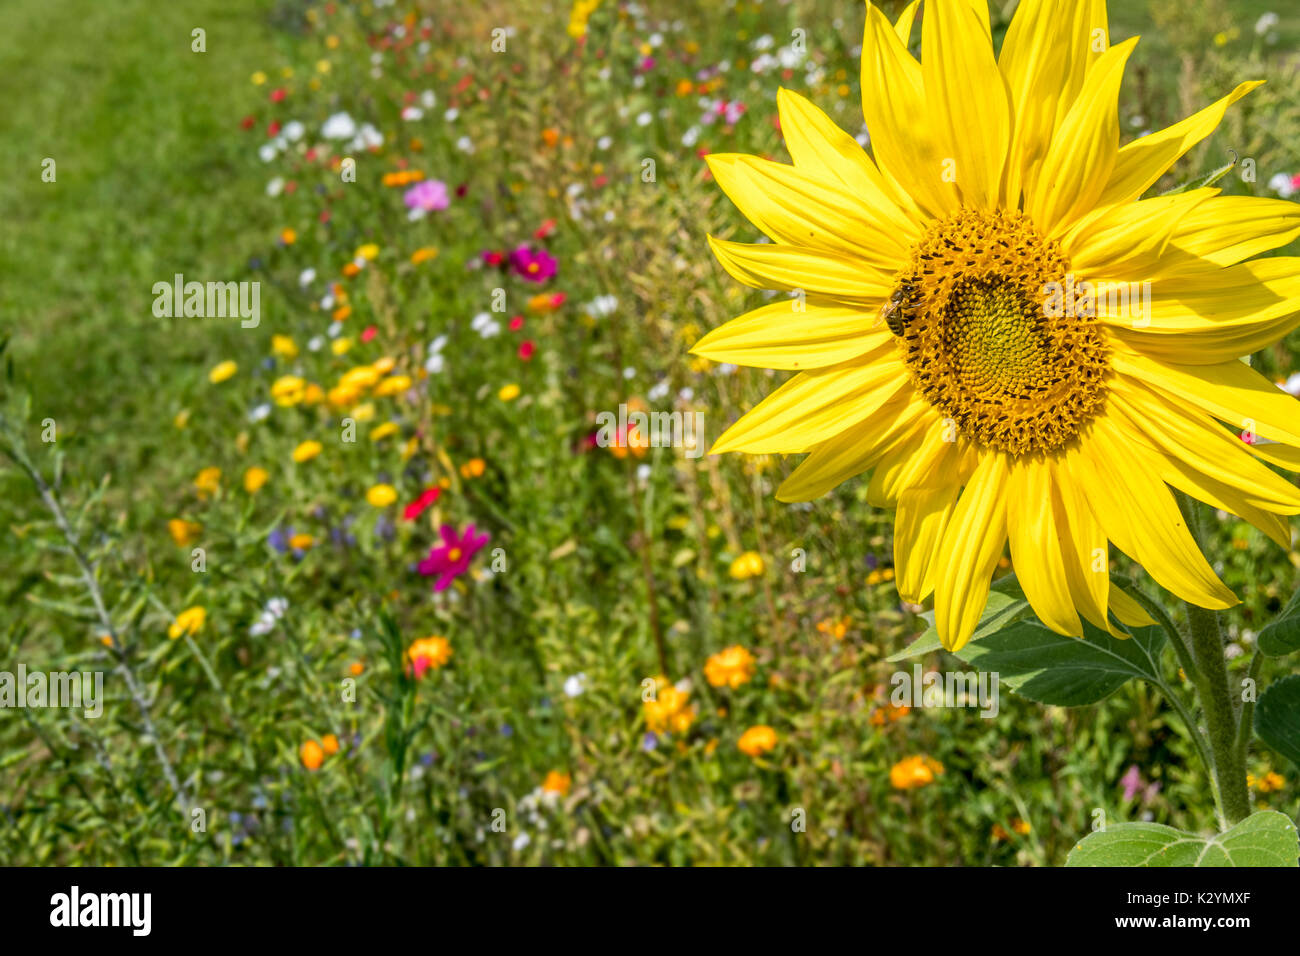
top-left (647, 381), bottom-right (670, 401)
top-left (283, 120), bottom-right (305, 142)
top-left (636, 111), bottom-right (652, 126)
top-left (257, 144), bottom-right (277, 163)
top-left (401, 106), bottom-right (424, 121)
top-left (471, 313), bottom-right (500, 338)
top-left (266, 177), bottom-right (285, 197)
top-left (512, 833), bottom-right (531, 851)
top-left (584, 294), bottom-right (618, 318)
top-left (248, 403), bottom-right (272, 423)
top-left (444, 107), bottom-right (459, 122)
top-left (321, 112), bottom-right (357, 140)
top-left (563, 673), bottom-right (587, 698)
top-left (298, 267), bottom-right (316, 286)
top-left (1268, 172), bottom-right (1295, 199)
top-left (596, 135), bottom-right (612, 150)
top-left (456, 135), bottom-right (474, 153)
top-left (1256, 12), bottom-right (1280, 36)
top-left (420, 89), bottom-right (437, 109)
top-left (349, 123), bottom-right (383, 151)
top-left (307, 335), bottom-right (324, 352)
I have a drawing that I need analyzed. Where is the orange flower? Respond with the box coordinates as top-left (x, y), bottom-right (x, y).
top-left (349, 661), bottom-right (365, 676)
top-left (406, 635), bottom-right (452, 677)
top-left (541, 770), bottom-right (571, 796)
top-left (320, 734), bottom-right (340, 756)
top-left (889, 755), bottom-right (944, 791)
top-left (737, 725), bottom-right (778, 757)
top-left (704, 645), bottom-right (756, 689)
top-left (459, 457), bottom-right (486, 479)
top-left (300, 740), bottom-right (324, 771)
top-left (168, 519), bottom-right (202, 547)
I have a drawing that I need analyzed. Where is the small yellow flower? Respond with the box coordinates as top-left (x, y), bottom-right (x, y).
top-left (351, 402), bottom-right (376, 423)
top-left (194, 467), bottom-right (222, 499)
top-left (168, 606), bottom-right (206, 640)
top-left (251, 70), bottom-right (267, 85)
top-left (208, 360), bottom-right (238, 384)
top-left (1248, 771), bottom-right (1286, 793)
top-left (643, 678), bottom-right (695, 735)
top-left (498, 383), bottom-right (521, 402)
top-left (332, 337), bottom-right (354, 356)
top-left (366, 483), bottom-right (398, 507)
top-left (271, 334), bottom-right (298, 359)
top-left (737, 725), bottom-right (778, 757)
top-left (890, 755), bottom-right (944, 791)
top-left (370, 422), bottom-right (400, 442)
top-left (168, 519), bottom-right (202, 547)
top-left (173, 409), bottom-right (191, 429)
top-left (271, 375), bottom-right (306, 406)
top-left (340, 365), bottom-right (381, 390)
top-left (243, 466), bottom-right (269, 494)
top-left (410, 246), bottom-right (439, 264)
top-left (373, 374), bottom-right (412, 397)
top-left (372, 356), bottom-right (397, 375)
top-left (728, 551), bottom-right (765, 580)
top-left (292, 440), bottom-right (322, 463)
top-left (355, 243), bottom-right (380, 261)
top-left (704, 645), bottom-right (756, 689)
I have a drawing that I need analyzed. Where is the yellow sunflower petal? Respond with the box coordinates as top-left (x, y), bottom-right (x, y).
top-left (893, 0), bottom-right (921, 46)
top-left (1099, 81), bottom-right (1263, 207)
top-left (691, 298), bottom-right (891, 370)
top-left (1112, 348), bottom-right (1300, 448)
top-left (1063, 188), bottom-right (1216, 278)
top-left (934, 452), bottom-right (1009, 652)
top-left (1028, 36), bottom-right (1138, 236)
top-left (775, 87), bottom-right (921, 226)
top-left (1073, 415), bottom-right (1237, 610)
top-left (868, 419), bottom-right (972, 508)
top-left (1137, 196), bottom-right (1300, 279)
top-left (1007, 458), bottom-right (1082, 637)
top-left (1108, 584), bottom-right (1158, 629)
top-left (1101, 259), bottom-right (1300, 364)
top-left (1000, 0), bottom-right (1109, 208)
top-left (921, 0), bottom-right (1010, 209)
top-left (775, 391), bottom-right (931, 501)
top-left (710, 353), bottom-right (908, 455)
top-left (706, 153), bottom-right (912, 266)
top-left (861, 3), bottom-right (958, 219)
top-left (1051, 457), bottom-right (1122, 636)
top-left (707, 235), bottom-right (890, 302)
top-left (895, 479), bottom-right (960, 605)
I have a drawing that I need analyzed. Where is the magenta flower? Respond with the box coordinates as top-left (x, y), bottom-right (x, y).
top-left (404, 179), bottom-right (450, 212)
top-left (418, 524), bottom-right (490, 591)
top-left (509, 245), bottom-right (557, 283)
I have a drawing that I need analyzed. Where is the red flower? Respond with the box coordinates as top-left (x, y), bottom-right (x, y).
top-left (240, 115), bottom-right (256, 130)
top-left (270, 88), bottom-right (287, 103)
top-left (509, 315), bottom-right (524, 332)
top-left (518, 340), bottom-right (535, 360)
top-left (534, 219), bottom-right (557, 240)
top-left (403, 487), bottom-right (442, 522)
top-left (360, 325), bottom-right (378, 343)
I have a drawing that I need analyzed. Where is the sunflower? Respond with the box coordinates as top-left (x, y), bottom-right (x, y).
top-left (695, 0), bottom-right (1300, 651)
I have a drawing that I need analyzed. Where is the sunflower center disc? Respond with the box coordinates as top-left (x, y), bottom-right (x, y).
top-left (892, 208), bottom-right (1109, 456)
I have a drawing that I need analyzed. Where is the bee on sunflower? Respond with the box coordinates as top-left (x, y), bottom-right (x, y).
top-left (696, 0), bottom-right (1300, 653)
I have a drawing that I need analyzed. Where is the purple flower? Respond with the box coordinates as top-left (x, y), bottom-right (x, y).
top-left (1120, 765), bottom-right (1143, 802)
top-left (404, 179), bottom-right (450, 212)
top-left (509, 245), bottom-right (557, 283)
top-left (417, 523), bottom-right (491, 591)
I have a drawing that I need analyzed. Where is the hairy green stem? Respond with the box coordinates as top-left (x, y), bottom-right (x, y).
top-left (1176, 492), bottom-right (1250, 828)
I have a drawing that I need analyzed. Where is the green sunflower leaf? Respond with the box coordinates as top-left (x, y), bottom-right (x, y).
top-left (1258, 587), bottom-right (1300, 656)
top-left (951, 618), bottom-right (1167, 707)
top-left (1254, 674), bottom-right (1300, 769)
top-left (1066, 811), bottom-right (1299, 867)
top-left (885, 582), bottom-right (1030, 661)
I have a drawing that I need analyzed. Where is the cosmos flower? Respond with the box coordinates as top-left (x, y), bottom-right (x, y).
top-left (696, 0), bottom-right (1300, 651)
top-left (405, 635), bottom-right (453, 677)
top-left (509, 245), bottom-right (558, 283)
top-left (417, 524), bottom-right (490, 590)
top-left (404, 179), bottom-right (450, 212)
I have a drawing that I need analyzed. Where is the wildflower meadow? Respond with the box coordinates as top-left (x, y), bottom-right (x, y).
top-left (3, 0), bottom-right (1300, 888)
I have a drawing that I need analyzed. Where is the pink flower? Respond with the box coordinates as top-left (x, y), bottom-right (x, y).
top-left (518, 340), bottom-right (535, 360)
top-left (417, 524), bottom-right (490, 590)
top-left (509, 246), bottom-right (557, 283)
top-left (404, 179), bottom-right (450, 212)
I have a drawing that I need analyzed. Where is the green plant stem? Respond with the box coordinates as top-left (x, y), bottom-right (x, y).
top-left (1175, 492), bottom-right (1250, 828)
